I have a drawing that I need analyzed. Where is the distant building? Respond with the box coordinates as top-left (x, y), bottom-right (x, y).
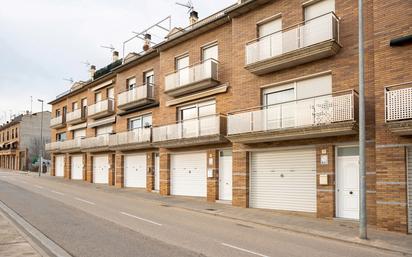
top-left (0, 111), bottom-right (51, 170)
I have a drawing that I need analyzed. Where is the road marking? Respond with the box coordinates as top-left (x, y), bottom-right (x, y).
top-left (20, 181), bottom-right (28, 184)
top-left (34, 185), bottom-right (44, 189)
top-left (120, 211), bottom-right (162, 226)
top-left (221, 243), bottom-right (269, 257)
top-left (50, 190), bottom-right (65, 196)
top-left (74, 197), bottom-right (95, 205)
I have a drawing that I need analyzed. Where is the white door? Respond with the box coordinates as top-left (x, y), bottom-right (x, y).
top-left (71, 155), bottom-right (83, 180)
top-left (154, 153), bottom-right (160, 191)
top-left (93, 155), bottom-right (109, 184)
top-left (407, 148), bottom-right (412, 233)
top-left (176, 55), bottom-right (189, 86)
top-left (124, 154), bottom-right (147, 188)
top-left (303, 0), bottom-right (335, 47)
top-left (336, 147), bottom-right (359, 219)
top-left (250, 148), bottom-right (317, 212)
top-left (258, 18), bottom-right (282, 59)
top-left (55, 155), bottom-right (65, 177)
top-left (219, 150), bottom-right (232, 201)
top-left (171, 152), bottom-right (207, 197)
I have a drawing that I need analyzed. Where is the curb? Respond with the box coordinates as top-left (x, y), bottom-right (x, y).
top-left (0, 200), bottom-right (72, 257)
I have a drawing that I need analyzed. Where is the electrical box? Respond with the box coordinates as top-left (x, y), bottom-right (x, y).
top-left (319, 174), bottom-right (328, 185)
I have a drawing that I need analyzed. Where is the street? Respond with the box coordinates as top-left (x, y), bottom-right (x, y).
top-left (0, 171), bottom-right (407, 257)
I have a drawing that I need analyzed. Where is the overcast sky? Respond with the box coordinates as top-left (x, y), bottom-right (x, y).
top-left (0, 0), bottom-right (235, 123)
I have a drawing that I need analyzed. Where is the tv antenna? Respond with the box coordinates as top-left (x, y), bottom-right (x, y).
top-left (176, 0), bottom-right (195, 13)
top-left (63, 77), bottom-right (74, 84)
top-left (100, 44), bottom-right (115, 52)
top-left (81, 60), bottom-right (91, 67)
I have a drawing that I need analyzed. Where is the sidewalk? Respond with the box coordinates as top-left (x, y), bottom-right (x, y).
top-left (0, 209), bottom-right (42, 257)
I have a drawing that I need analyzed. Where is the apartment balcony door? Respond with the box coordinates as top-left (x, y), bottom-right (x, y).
top-left (258, 18), bottom-right (282, 60)
top-left (176, 55), bottom-right (189, 86)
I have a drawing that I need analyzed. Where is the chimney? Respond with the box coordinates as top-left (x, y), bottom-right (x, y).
top-left (112, 51), bottom-right (119, 62)
top-left (143, 33), bottom-right (151, 52)
top-left (189, 10), bottom-right (198, 25)
top-left (89, 65), bottom-right (96, 80)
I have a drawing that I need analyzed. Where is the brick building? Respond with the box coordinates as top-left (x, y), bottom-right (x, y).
top-left (46, 0), bottom-right (412, 233)
top-left (0, 111), bottom-right (51, 171)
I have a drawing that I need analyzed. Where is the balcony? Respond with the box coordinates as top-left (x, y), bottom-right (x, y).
top-left (80, 134), bottom-right (110, 152)
top-left (117, 83), bottom-right (155, 111)
top-left (66, 109), bottom-right (86, 125)
top-left (50, 116), bottom-right (65, 129)
top-left (245, 12), bottom-right (341, 75)
top-left (227, 90), bottom-right (358, 143)
top-left (165, 59), bottom-right (219, 97)
top-left (152, 114), bottom-right (227, 148)
top-left (60, 138), bottom-right (82, 153)
top-left (88, 99), bottom-right (115, 119)
top-left (109, 128), bottom-right (151, 150)
top-left (45, 141), bottom-right (61, 153)
top-left (385, 82), bottom-right (412, 135)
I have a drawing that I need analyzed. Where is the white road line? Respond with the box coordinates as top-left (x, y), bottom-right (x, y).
top-left (120, 211), bottom-right (162, 226)
top-left (74, 197), bottom-right (95, 205)
top-left (34, 185), bottom-right (44, 189)
top-left (50, 190), bottom-right (65, 196)
top-left (221, 243), bottom-right (269, 257)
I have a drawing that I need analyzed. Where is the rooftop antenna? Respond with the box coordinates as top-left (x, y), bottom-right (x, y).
top-left (100, 44), bottom-right (115, 52)
top-left (176, 0), bottom-right (194, 13)
top-left (63, 77), bottom-right (74, 84)
top-left (81, 60), bottom-right (91, 67)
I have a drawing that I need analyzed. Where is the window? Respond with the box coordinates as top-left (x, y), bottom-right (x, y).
top-left (72, 102), bottom-right (78, 111)
top-left (304, 0), bottom-right (335, 20)
top-left (202, 44), bottom-right (218, 61)
top-left (176, 55), bottom-right (190, 86)
top-left (258, 17), bottom-right (282, 59)
top-left (107, 88), bottom-right (114, 99)
top-left (56, 109), bottom-right (61, 117)
top-left (127, 77), bottom-right (136, 90)
top-left (179, 100), bottom-right (216, 137)
top-left (95, 92), bottom-right (102, 102)
top-left (81, 98), bottom-right (87, 116)
top-left (144, 70), bottom-right (154, 85)
top-left (128, 114), bottom-right (152, 131)
top-left (179, 100), bottom-right (216, 121)
top-left (303, 0), bottom-right (335, 46)
top-left (176, 55), bottom-right (189, 70)
top-left (15, 129), bottom-right (18, 138)
top-left (57, 132), bottom-right (67, 142)
top-left (62, 106), bottom-right (67, 121)
top-left (73, 129), bottom-right (86, 139)
top-left (96, 125), bottom-right (113, 136)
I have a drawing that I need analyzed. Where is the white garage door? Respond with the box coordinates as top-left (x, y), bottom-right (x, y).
top-left (250, 148), bottom-right (317, 212)
top-left (171, 152), bottom-right (207, 197)
top-left (408, 148), bottom-right (412, 233)
top-left (71, 155), bottom-right (83, 180)
top-left (55, 155), bottom-right (65, 177)
top-left (93, 155), bottom-right (109, 184)
top-left (124, 154), bottom-right (147, 188)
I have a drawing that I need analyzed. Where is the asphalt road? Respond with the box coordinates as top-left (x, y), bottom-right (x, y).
top-left (0, 171), bottom-right (406, 257)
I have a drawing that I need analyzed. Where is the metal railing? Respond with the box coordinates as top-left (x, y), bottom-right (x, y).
top-left (80, 134), bottom-right (110, 149)
top-left (50, 116), bottom-right (63, 127)
top-left (109, 128), bottom-right (151, 146)
top-left (153, 114), bottom-right (225, 142)
top-left (60, 138), bottom-right (83, 150)
top-left (66, 109), bottom-right (84, 123)
top-left (228, 90), bottom-right (357, 135)
top-left (165, 59), bottom-right (219, 91)
top-left (88, 99), bottom-right (114, 117)
top-left (45, 141), bottom-right (61, 151)
top-left (385, 82), bottom-right (412, 122)
top-left (246, 12), bottom-right (340, 65)
top-left (118, 83), bottom-right (155, 106)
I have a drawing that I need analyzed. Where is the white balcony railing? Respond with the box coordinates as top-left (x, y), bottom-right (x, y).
top-left (88, 99), bottom-right (114, 117)
top-left (228, 91), bottom-right (357, 135)
top-left (165, 59), bottom-right (219, 92)
top-left (45, 141), bottom-right (61, 152)
top-left (385, 83), bottom-right (412, 122)
top-left (246, 12), bottom-right (340, 65)
top-left (109, 128), bottom-right (151, 146)
top-left (80, 134), bottom-right (110, 149)
top-left (50, 116), bottom-right (63, 127)
top-left (60, 138), bottom-right (82, 150)
top-left (66, 109), bottom-right (84, 123)
top-left (153, 114), bottom-right (224, 142)
top-left (118, 83), bottom-right (154, 107)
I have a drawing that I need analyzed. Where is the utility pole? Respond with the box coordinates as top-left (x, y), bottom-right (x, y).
top-left (358, 0), bottom-right (367, 240)
top-left (38, 99), bottom-right (44, 177)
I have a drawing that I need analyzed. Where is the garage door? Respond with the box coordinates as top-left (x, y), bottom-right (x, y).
top-left (93, 155), bottom-right (109, 184)
top-left (408, 148), bottom-right (412, 233)
top-left (55, 155), bottom-right (65, 177)
top-left (250, 148), bottom-right (317, 212)
top-left (71, 155), bottom-right (83, 180)
top-left (124, 154), bottom-right (147, 188)
top-left (171, 152), bottom-right (207, 197)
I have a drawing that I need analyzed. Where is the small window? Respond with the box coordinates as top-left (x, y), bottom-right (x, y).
top-left (72, 102), bottom-right (78, 111)
top-left (127, 77), bottom-right (136, 90)
top-left (95, 92), bottom-right (102, 102)
top-left (337, 147), bottom-right (359, 157)
top-left (107, 88), bottom-right (114, 99)
top-left (56, 109), bottom-right (61, 117)
top-left (202, 44), bottom-right (218, 61)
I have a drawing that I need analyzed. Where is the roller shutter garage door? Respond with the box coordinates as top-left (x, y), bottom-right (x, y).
top-left (250, 148), bottom-right (317, 212)
top-left (124, 154), bottom-right (147, 188)
top-left (170, 152), bottom-right (207, 197)
top-left (408, 148), bottom-right (412, 233)
top-left (71, 155), bottom-right (83, 180)
top-left (55, 155), bottom-right (65, 177)
top-left (93, 155), bottom-right (109, 184)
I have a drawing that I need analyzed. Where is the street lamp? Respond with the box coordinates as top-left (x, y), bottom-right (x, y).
top-left (37, 99), bottom-right (44, 177)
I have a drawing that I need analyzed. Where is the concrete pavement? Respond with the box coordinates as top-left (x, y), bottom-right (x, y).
top-left (0, 170), bottom-right (410, 257)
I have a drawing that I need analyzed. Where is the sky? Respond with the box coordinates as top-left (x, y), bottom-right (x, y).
top-left (0, 0), bottom-right (235, 124)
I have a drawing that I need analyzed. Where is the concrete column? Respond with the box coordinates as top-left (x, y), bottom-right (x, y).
top-left (115, 152), bottom-right (124, 188)
top-left (146, 152), bottom-right (155, 192)
top-left (159, 148), bottom-right (170, 196)
top-left (232, 143), bottom-right (249, 208)
top-left (316, 145), bottom-right (335, 219)
top-left (207, 149), bottom-right (219, 202)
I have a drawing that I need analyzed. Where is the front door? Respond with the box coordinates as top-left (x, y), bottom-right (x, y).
top-left (219, 150), bottom-right (232, 201)
top-left (336, 147), bottom-right (359, 219)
